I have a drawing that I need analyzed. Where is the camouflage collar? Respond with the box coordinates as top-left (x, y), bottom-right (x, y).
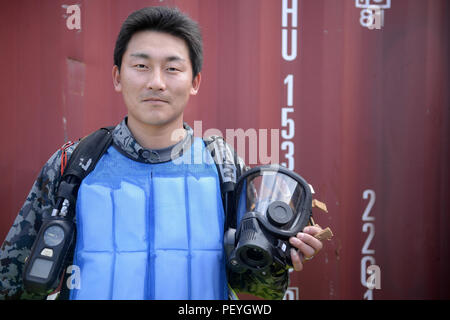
top-left (111, 117), bottom-right (194, 164)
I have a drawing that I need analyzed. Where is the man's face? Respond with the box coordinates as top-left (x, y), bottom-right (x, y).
top-left (112, 30), bottom-right (200, 128)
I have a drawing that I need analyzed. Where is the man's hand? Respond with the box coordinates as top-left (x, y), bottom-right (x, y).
top-left (288, 226), bottom-right (324, 272)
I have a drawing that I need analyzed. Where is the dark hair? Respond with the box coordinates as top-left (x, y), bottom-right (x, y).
top-left (113, 6), bottom-right (203, 78)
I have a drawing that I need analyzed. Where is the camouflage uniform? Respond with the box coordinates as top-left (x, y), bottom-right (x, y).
top-left (0, 118), bottom-right (288, 300)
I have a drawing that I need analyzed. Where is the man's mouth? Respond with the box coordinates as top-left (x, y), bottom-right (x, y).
top-left (142, 96), bottom-right (168, 103)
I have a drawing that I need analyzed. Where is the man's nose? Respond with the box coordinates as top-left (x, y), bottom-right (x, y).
top-left (146, 69), bottom-right (166, 91)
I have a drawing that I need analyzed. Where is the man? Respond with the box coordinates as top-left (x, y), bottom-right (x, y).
top-left (0, 6), bottom-right (323, 300)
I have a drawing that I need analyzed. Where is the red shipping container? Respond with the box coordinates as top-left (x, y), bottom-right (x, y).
top-left (0, 0), bottom-right (448, 299)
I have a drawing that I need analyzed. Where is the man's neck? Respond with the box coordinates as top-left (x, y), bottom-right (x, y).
top-left (126, 116), bottom-right (187, 150)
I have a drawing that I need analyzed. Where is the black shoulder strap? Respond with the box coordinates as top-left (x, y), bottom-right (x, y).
top-left (203, 136), bottom-right (242, 230)
top-left (55, 126), bottom-right (114, 215)
top-left (61, 126), bottom-right (114, 180)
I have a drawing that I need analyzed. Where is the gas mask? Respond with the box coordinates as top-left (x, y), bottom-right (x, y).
top-left (225, 165), bottom-right (313, 274)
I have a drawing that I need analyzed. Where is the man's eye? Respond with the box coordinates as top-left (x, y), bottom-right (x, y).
top-left (135, 64), bottom-right (147, 69)
top-left (167, 67), bottom-right (180, 72)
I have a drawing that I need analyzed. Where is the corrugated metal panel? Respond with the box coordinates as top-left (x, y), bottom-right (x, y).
top-left (0, 0), bottom-right (448, 299)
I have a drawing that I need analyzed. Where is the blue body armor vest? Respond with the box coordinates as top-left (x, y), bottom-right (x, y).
top-left (69, 137), bottom-right (228, 300)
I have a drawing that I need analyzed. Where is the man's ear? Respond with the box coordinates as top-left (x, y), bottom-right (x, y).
top-left (112, 65), bottom-right (122, 92)
top-left (190, 72), bottom-right (201, 95)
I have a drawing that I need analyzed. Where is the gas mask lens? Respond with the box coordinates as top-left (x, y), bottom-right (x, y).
top-left (237, 170), bottom-right (302, 228)
top-left (228, 165), bottom-right (312, 273)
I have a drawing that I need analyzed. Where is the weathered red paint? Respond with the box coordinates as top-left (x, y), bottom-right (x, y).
top-left (0, 0), bottom-right (448, 299)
